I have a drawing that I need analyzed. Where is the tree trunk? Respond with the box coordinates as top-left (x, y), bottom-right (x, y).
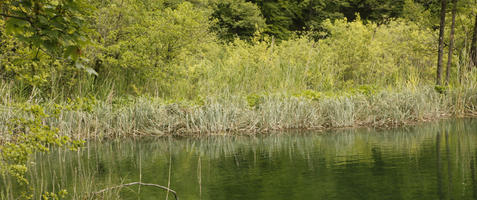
top-left (437, 0), bottom-right (447, 85)
top-left (445, 0), bottom-right (457, 85)
top-left (471, 14), bottom-right (477, 68)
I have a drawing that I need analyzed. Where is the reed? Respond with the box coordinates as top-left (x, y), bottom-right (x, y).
top-left (1, 85), bottom-right (476, 139)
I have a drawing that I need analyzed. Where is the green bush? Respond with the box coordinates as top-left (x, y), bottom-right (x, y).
top-left (0, 104), bottom-right (83, 199)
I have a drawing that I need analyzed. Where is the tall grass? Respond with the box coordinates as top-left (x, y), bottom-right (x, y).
top-left (1, 85), bottom-right (476, 139)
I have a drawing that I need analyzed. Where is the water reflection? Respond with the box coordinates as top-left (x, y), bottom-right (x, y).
top-left (4, 119), bottom-right (477, 200)
top-left (445, 131), bottom-right (453, 200)
top-left (437, 131), bottom-right (443, 200)
top-left (472, 153), bottom-right (477, 199)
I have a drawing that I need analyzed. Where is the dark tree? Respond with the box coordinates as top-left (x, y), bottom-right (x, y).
top-left (471, 13), bottom-right (477, 68)
top-left (339, 0), bottom-right (405, 23)
top-left (436, 0), bottom-right (447, 85)
top-left (445, 0), bottom-right (457, 85)
top-left (211, 0), bottom-right (266, 41)
top-left (250, 0), bottom-right (299, 40)
top-left (248, 0), bottom-right (407, 40)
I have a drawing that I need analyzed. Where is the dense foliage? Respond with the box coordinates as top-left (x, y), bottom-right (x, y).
top-left (0, 0), bottom-right (91, 59)
top-left (0, 0), bottom-right (476, 101)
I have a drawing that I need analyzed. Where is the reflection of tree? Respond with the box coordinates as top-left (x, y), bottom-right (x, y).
top-left (436, 131), bottom-right (444, 200)
top-left (471, 152), bottom-right (477, 199)
top-left (371, 147), bottom-right (384, 175)
top-left (445, 131), bottom-right (453, 200)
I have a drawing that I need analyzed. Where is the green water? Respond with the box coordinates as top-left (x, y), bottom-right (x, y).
top-left (17, 119), bottom-right (477, 199)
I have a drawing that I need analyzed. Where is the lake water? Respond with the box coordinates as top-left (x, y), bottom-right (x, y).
top-left (23, 119), bottom-right (477, 199)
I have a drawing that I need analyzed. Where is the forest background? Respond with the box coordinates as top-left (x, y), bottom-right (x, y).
top-left (0, 0), bottom-right (475, 101)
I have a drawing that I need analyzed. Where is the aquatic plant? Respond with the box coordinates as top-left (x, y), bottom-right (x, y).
top-left (0, 104), bottom-right (83, 199)
top-left (0, 86), bottom-right (475, 139)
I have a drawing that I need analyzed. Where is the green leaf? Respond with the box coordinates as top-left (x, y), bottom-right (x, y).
top-left (65, 45), bottom-right (80, 60)
top-left (5, 18), bottom-right (30, 34)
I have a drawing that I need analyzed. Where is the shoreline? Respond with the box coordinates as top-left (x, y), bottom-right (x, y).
top-left (171, 114), bottom-right (477, 139)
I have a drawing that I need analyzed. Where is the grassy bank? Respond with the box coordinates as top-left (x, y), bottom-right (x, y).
top-left (1, 17), bottom-right (476, 139)
top-left (1, 84), bottom-right (476, 139)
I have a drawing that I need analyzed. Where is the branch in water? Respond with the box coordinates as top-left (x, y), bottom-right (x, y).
top-left (93, 182), bottom-right (179, 200)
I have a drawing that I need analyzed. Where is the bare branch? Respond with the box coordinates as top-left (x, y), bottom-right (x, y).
top-left (93, 182), bottom-right (179, 200)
